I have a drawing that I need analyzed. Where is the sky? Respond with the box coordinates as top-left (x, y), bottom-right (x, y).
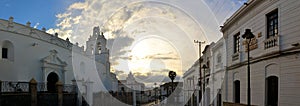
top-left (0, 0), bottom-right (247, 87)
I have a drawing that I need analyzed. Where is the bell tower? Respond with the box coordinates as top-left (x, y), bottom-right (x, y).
top-left (96, 31), bottom-right (108, 54)
top-left (86, 27), bottom-right (108, 55)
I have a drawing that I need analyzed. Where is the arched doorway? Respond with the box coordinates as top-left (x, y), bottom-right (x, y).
top-left (47, 72), bottom-right (59, 92)
top-left (234, 80), bottom-right (240, 103)
top-left (266, 76), bottom-right (278, 106)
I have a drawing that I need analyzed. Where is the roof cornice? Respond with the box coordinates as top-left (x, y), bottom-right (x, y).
top-left (221, 0), bottom-right (263, 33)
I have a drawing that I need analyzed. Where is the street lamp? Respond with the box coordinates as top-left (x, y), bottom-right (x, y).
top-left (242, 29), bottom-right (255, 106)
top-left (168, 71), bottom-right (177, 92)
top-left (168, 71), bottom-right (176, 104)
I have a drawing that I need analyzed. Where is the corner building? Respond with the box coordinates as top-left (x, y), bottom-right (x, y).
top-left (221, 0), bottom-right (300, 106)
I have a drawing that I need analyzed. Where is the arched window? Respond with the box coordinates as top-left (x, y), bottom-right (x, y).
top-left (234, 80), bottom-right (240, 103)
top-left (266, 76), bottom-right (278, 106)
top-left (2, 40), bottom-right (14, 61)
top-left (217, 54), bottom-right (222, 63)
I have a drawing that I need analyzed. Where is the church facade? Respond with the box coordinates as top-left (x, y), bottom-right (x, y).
top-left (0, 17), bottom-right (118, 105)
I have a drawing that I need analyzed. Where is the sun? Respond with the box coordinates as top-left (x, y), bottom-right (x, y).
top-left (128, 35), bottom-right (182, 75)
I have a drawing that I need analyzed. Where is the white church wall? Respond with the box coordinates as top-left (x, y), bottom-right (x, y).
top-left (0, 29), bottom-right (72, 83)
top-left (0, 17), bottom-right (117, 92)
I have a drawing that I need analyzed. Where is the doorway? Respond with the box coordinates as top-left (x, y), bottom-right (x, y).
top-left (266, 76), bottom-right (278, 106)
top-left (47, 72), bottom-right (59, 92)
top-left (234, 80), bottom-right (240, 103)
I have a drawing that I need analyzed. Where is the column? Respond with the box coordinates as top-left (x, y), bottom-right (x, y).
top-left (29, 78), bottom-right (37, 106)
top-left (56, 81), bottom-right (63, 106)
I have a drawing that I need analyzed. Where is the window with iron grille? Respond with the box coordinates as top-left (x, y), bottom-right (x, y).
top-left (233, 32), bottom-right (240, 53)
top-left (267, 9), bottom-right (278, 38)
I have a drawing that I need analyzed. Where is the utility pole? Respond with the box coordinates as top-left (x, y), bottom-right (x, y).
top-left (194, 40), bottom-right (205, 106)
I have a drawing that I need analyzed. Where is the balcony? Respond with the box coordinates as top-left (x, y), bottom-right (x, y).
top-left (264, 35), bottom-right (279, 49)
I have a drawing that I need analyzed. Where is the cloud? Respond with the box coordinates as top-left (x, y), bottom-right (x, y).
top-left (46, 12), bottom-right (81, 39)
top-left (113, 69), bottom-right (128, 80)
top-left (46, 28), bottom-right (73, 38)
top-left (108, 36), bottom-right (135, 64)
top-left (68, 2), bottom-right (88, 10)
top-left (49, 0), bottom-right (242, 84)
top-left (72, 16), bottom-right (82, 24)
top-left (133, 71), bottom-right (182, 84)
top-left (134, 72), bottom-right (167, 83)
top-left (114, 70), bottom-right (125, 75)
top-left (56, 12), bottom-right (72, 19)
top-left (142, 52), bottom-right (179, 60)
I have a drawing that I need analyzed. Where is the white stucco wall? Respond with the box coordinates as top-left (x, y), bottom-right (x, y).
top-left (222, 0), bottom-right (300, 105)
top-left (0, 18), bottom-right (119, 105)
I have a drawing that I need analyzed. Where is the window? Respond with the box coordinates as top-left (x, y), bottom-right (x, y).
top-left (2, 48), bottom-right (8, 59)
top-left (234, 80), bottom-right (240, 103)
top-left (267, 9), bottom-right (278, 38)
top-left (233, 32), bottom-right (240, 53)
top-left (2, 40), bottom-right (14, 61)
top-left (217, 54), bottom-right (222, 63)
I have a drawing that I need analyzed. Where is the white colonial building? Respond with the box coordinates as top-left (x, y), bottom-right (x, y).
top-left (183, 39), bottom-right (226, 106)
top-left (209, 38), bottom-right (226, 106)
top-left (221, 0), bottom-right (300, 105)
top-left (183, 57), bottom-right (201, 106)
top-left (0, 17), bottom-right (118, 105)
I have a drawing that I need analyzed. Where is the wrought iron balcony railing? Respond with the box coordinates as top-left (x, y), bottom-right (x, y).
top-left (1, 81), bottom-right (29, 92)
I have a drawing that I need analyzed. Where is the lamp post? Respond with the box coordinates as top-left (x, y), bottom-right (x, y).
top-left (168, 71), bottom-right (176, 104)
top-left (194, 40), bottom-right (205, 105)
top-left (242, 29), bottom-right (255, 106)
top-left (168, 71), bottom-right (177, 92)
top-left (202, 64), bottom-right (208, 106)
